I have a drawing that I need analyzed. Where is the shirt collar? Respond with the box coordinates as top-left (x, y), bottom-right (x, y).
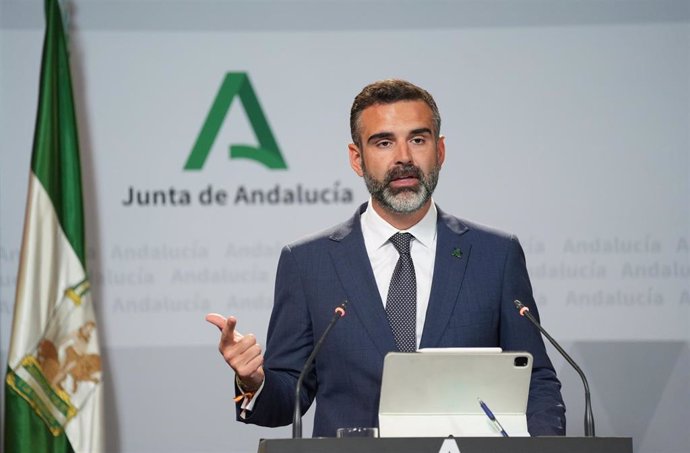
top-left (361, 197), bottom-right (438, 250)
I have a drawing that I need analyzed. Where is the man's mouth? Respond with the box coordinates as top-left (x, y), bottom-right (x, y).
top-left (389, 175), bottom-right (419, 188)
top-left (387, 167), bottom-right (421, 189)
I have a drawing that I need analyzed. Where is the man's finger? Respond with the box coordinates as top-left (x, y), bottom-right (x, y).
top-left (206, 314), bottom-right (243, 340)
top-left (235, 354), bottom-right (264, 382)
top-left (205, 313), bottom-right (226, 330)
top-left (221, 316), bottom-right (247, 349)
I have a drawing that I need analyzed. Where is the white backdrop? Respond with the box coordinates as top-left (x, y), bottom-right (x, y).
top-left (1, 1), bottom-right (688, 452)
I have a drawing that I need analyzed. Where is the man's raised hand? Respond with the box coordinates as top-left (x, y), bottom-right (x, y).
top-left (206, 313), bottom-right (265, 392)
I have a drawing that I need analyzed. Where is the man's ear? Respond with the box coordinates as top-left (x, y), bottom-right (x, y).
top-left (437, 135), bottom-right (446, 166)
top-left (349, 143), bottom-right (364, 177)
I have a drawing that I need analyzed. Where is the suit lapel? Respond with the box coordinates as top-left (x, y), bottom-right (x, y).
top-left (329, 205), bottom-right (398, 356)
top-left (420, 209), bottom-right (471, 348)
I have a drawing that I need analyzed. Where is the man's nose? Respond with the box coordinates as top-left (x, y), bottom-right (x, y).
top-left (395, 142), bottom-right (413, 164)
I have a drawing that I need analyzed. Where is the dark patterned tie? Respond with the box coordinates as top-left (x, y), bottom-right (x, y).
top-left (385, 232), bottom-right (417, 352)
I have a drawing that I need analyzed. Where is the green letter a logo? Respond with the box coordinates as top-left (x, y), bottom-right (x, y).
top-left (184, 72), bottom-right (287, 170)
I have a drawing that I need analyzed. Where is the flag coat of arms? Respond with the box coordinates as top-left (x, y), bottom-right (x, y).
top-left (4, 1), bottom-right (105, 452)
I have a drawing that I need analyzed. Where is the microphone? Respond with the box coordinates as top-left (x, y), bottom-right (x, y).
top-left (513, 299), bottom-right (595, 437)
top-left (292, 300), bottom-right (348, 439)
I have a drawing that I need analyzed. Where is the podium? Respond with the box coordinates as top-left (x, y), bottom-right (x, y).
top-left (257, 437), bottom-right (632, 453)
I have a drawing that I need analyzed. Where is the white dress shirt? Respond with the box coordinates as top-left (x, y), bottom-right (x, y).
top-left (360, 198), bottom-right (438, 349)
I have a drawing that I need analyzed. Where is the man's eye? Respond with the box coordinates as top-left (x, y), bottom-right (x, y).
top-left (376, 140), bottom-right (393, 148)
top-left (411, 137), bottom-right (426, 145)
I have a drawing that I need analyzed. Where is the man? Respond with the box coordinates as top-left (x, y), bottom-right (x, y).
top-left (207, 79), bottom-right (566, 437)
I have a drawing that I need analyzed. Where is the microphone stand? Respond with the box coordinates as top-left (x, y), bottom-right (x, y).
top-left (292, 301), bottom-right (347, 438)
top-left (514, 299), bottom-right (595, 437)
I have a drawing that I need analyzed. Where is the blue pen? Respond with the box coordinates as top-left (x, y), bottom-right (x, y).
top-left (477, 398), bottom-right (509, 437)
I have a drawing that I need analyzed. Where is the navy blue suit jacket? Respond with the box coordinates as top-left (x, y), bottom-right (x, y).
top-left (239, 203), bottom-right (566, 437)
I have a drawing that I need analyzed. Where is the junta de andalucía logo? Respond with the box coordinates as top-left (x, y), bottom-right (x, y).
top-left (184, 72), bottom-right (288, 170)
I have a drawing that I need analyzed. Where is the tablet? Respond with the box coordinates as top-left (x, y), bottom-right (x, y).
top-left (378, 349), bottom-right (532, 437)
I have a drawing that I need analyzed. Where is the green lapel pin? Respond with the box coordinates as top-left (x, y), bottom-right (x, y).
top-left (452, 248), bottom-right (463, 258)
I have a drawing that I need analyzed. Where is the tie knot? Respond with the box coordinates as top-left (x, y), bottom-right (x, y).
top-left (390, 232), bottom-right (413, 255)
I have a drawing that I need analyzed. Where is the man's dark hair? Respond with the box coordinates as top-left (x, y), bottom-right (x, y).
top-left (350, 79), bottom-right (441, 148)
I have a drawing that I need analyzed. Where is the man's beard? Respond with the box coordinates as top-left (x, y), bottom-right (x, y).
top-left (363, 162), bottom-right (440, 214)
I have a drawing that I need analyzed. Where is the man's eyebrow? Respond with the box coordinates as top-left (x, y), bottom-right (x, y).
top-left (366, 131), bottom-right (395, 144)
top-left (409, 128), bottom-right (433, 136)
top-left (366, 128), bottom-right (433, 144)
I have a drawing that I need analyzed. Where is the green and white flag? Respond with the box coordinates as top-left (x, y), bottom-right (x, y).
top-left (4, 1), bottom-right (105, 452)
